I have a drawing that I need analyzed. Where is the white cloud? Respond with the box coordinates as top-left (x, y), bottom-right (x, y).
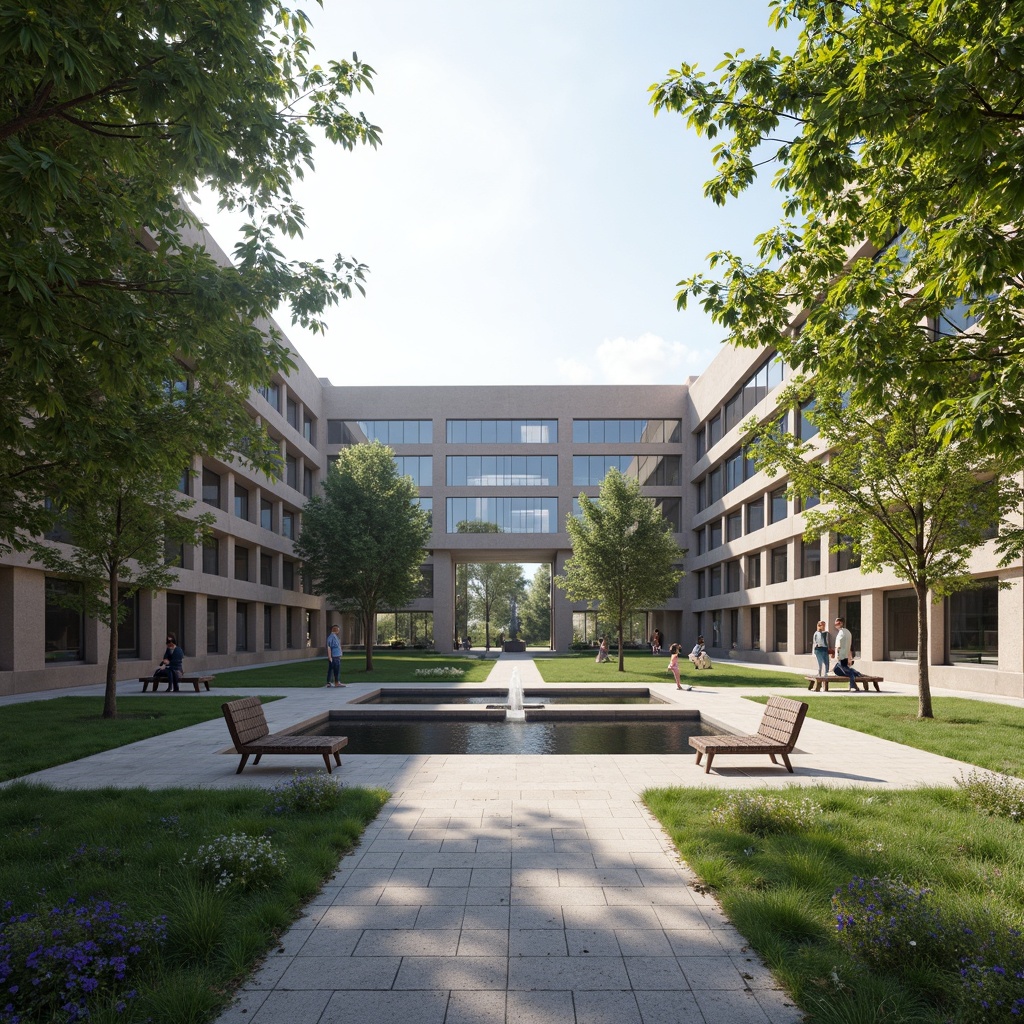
top-left (589, 333), bottom-right (705, 384)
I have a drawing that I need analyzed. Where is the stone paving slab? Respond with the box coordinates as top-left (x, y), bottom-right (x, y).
top-left (4, 654), bottom-right (1012, 1023)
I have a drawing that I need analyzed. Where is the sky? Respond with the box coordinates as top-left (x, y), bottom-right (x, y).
top-left (198, 0), bottom-right (788, 387)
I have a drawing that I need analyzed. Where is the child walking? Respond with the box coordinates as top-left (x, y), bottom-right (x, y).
top-left (668, 643), bottom-right (682, 689)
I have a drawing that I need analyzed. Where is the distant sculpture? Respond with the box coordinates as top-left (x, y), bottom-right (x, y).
top-left (509, 597), bottom-right (520, 638)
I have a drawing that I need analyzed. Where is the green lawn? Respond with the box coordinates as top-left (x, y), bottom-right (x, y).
top-left (0, 781), bottom-right (388, 1024)
top-left (534, 651), bottom-right (807, 686)
top-left (749, 693), bottom-right (1024, 777)
top-left (645, 783), bottom-right (1024, 1023)
top-left (0, 695), bottom-right (280, 782)
top-left (218, 650), bottom-right (497, 687)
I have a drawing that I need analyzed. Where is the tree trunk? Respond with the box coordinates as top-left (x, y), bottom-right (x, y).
top-left (617, 612), bottom-right (625, 672)
top-left (915, 581), bottom-right (933, 719)
top-left (364, 611), bottom-right (374, 671)
top-left (103, 571), bottom-right (119, 719)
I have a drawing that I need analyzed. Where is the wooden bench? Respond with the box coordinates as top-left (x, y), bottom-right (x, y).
top-left (221, 697), bottom-right (348, 775)
top-left (140, 675), bottom-right (214, 693)
top-left (805, 675), bottom-right (883, 692)
top-left (689, 696), bottom-right (808, 774)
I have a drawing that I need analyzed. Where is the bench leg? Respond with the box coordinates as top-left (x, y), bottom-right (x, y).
top-left (191, 680), bottom-right (201, 692)
top-left (873, 680), bottom-right (881, 691)
top-left (704, 752), bottom-right (714, 774)
top-left (253, 753), bottom-right (263, 766)
top-left (203, 680), bottom-right (211, 691)
top-left (779, 752), bottom-right (794, 773)
top-left (236, 753), bottom-right (250, 774)
top-left (693, 750), bottom-right (703, 768)
top-left (333, 752), bottom-right (342, 768)
top-left (823, 680), bottom-right (829, 692)
top-left (322, 753), bottom-right (333, 773)
top-left (769, 753), bottom-right (779, 765)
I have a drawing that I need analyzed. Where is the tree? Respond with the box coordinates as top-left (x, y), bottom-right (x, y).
top-left (750, 377), bottom-right (1018, 718)
top-left (650, 0), bottom-right (1024, 460)
top-left (519, 564), bottom-right (552, 645)
top-left (555, 470), bottom-right (684, 671)
top-left (0, 0), bottom-right (380, 549)
top-left (29, 450), bottom-right (212, 719)
top-left (294, 442), bottom-right (430, 672)
top-left (467, 562), bottom-right (526, 650)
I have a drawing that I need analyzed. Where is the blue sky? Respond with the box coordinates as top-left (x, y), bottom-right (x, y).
top-left (200, 0), bottom-right (787, 387)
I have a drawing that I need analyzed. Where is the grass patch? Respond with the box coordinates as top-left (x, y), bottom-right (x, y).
top-left (0, 781), bottom-right (388, 1024)
top-left (644, 784), bottom-right (1024, 1023)
top-left (219, 651), bottom-right (496, 687)
top-left (748, 694), bottom-right (1024, 777)
top-left (534, 651), bottom-right (806, 686)
top-left (0, 695), bottom-right (280, 782)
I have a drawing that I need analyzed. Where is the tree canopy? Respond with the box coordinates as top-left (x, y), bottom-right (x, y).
top-left (0, 0), bottom-right (379, 548)
top-left (556, 470), bottom-right (684, 671)
top-left (750, 376), bottom-right (1018, 718)
top-left (651, 0), bottom-right (1024, 457)
top-left (294, 442), bottom-right (431, 671)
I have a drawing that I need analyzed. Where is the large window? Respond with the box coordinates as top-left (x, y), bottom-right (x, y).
top-left (839, 597), bottom-right (862, 657)
top-left (328, 419), bottom-right (433, 445)
top-left (773, 603), bottom-right (788, 652)
top-left (654, 497), bottom-right (681, 532)
top-left (572, 419), bottom-right (681, 443)
top-left (726, 511), bottom-right (742, 542)
top-left (264, 606), bottom-right (273, 650)
top-left (572, 454), bottom-right (681, 487)
top-left (202, 537), bottom-right (220, 575)
top-left (836, 534), bottom-right (861, 571)
top-left (207, 598), bottom-right (219, 653)
top-left (770, 487), bottom-right (788, 524)
top-left (447, 455), bottom-right (556, 486)
top-left (282, 511), bottom-right (294, 539)
top-left (447, 419), bottom-right (555, 444)
top-left (886, 590), bottom-right (917, 660)
top-left (947, 579), bottom-right (998, 664)
top-left (747, 553), bottom-right (761, 588)
top-left (800, 538), bottom-right (821, 578)
top-left (202, 468), bottom-right (221, 508)
top-left (236, 602), bottom-right (249, 651)
top-left (45, 578), bottom-right (84, 662)
top-left (375, 611), bottom-right (434, 647)
top-left (709, 520), bottom-right (723, 550)
top-left (447, 497), bottom-right (558, 533)
top-left (260, 499), bottom-right (273, 532)
top-left (710, 565), bottom-right (722, 597)
top-left (394, 456), bottom-right (433, 486)
top-left (260, 553), bottom-right (273, 587)
top-left (725, 451), bottom-right (743, 493)
top-left (285, 454), bottom-right (298, 490)
top-left (750, 608), bottom-right (761, 650)
top-left (746, 498), bottom-right (764, 533)
top-left (234, 485), bottom-right (249, 521)
top-left (234, 544), bottom-right (249, 582)
top-left (798, 399), bottom-right (818, 442)
top-left (770, 545), bottom-right (788, 584)
top-left (726, 561), bottom-right (740, 593)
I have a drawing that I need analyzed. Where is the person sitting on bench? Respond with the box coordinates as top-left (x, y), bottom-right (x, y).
top-left (689, 635), bottom-right (712, 669)
top-left (154, 636), bottom-right (184, 692)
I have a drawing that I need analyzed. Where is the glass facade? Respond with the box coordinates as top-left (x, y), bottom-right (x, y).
top-left (447, 497), bottom-right (558, 533)
top-left (328, 419), bottom-right (433, 445)
top-left (447, 455), bottom-right (556, 486)
top-left (447, 420), bottom-right (556, 444)
top-left (947, 579), bottom-right (998, 664)
top-left (394, 456), bottom-right (433, 486)
top-left (573, 455), bottom-right (681, 487)
top-left (44, 578), bottom-right (84, 662)
top-left (572, 419), bottom-right (681, 443)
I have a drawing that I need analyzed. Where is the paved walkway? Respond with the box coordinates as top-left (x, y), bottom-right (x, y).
top-left (6, 656), bottom-right (1004, 1024)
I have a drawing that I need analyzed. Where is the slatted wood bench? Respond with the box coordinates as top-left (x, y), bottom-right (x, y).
top-left (805, 675), bottom-right (883, 692)
top-left (221, 697), bottom-right (348, 774)
top-left (689, 696), bottom-right (808, 774)
top-left (140, 675), bottom-right (214, 693)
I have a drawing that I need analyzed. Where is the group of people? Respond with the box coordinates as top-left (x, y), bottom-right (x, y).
top-left (593, 630), bottom-right (711, 692)
top-left (811, 616), bottom-right (863, 691)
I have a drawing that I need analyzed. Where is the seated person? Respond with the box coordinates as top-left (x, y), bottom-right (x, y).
top-left (155, 636), bottom-right (184, 692)
top-left (688, 635), bottom-right (712, 669)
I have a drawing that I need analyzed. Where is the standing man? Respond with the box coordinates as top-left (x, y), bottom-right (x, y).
top-left (834, 617), bottom-right (856, 691)
top-left (325, 624), bottom-right (344, 688)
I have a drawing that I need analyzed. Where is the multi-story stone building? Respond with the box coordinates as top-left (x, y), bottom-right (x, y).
top-left (2, 279), bottom-right (1020, 698)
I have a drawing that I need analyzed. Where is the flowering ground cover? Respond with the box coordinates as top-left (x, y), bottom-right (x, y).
top-left (0, 779), bottom-right (388, 1023)
top-left (645, 783), bottom-right (1024, 1023)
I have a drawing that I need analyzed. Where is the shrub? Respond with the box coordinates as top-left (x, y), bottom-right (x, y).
top-left (958, 925), bottom-right (1024, 1023)
top-left (267, 772), bottom-right (344, 815)
top-left (0, 896), bottom-right (166, 1022)
top-left (187, 833), bottom-right (286, 892)
top-left (956, 770), bottom-right (1024, 823)
top-left (710, 793), bottom-right (822, 836)
top-left (832, 876), bottom-right (950, 971)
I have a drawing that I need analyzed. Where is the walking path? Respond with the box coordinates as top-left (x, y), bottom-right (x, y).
top-left (6, 655), bottom-right (1005, 1024)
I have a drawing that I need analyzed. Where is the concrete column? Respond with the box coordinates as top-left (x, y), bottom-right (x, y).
top-left (552, 551), bottom-right (574, 651)
top-left (433, 554), bottom-right (455, 653)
